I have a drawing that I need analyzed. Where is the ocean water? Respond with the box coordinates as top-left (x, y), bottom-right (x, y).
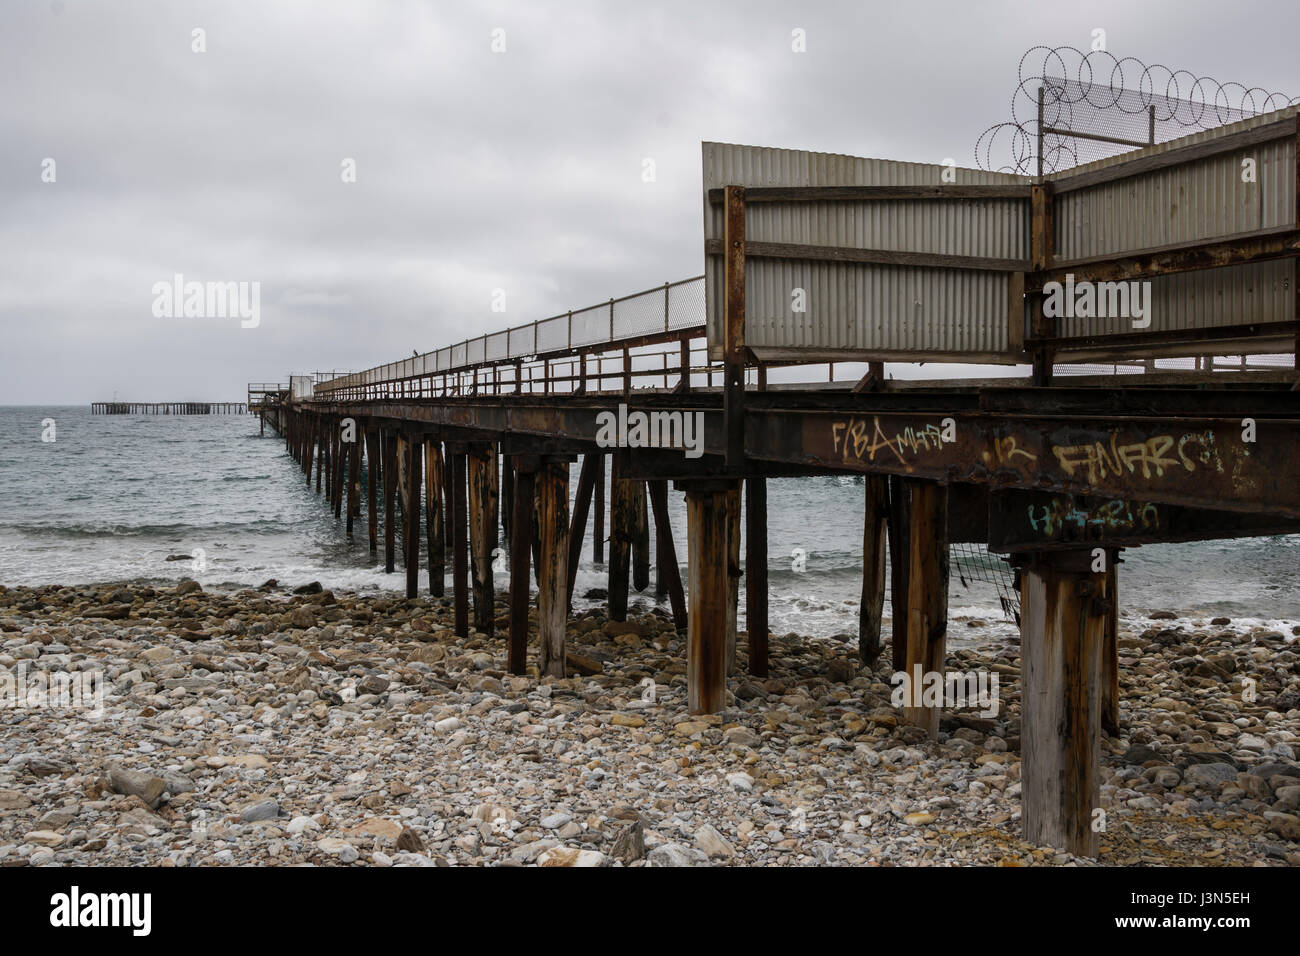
top-left (1, 406), bottom-right (1298, 646)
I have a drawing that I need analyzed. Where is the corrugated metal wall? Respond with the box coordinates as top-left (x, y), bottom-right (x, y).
top-left (706, 107), bottom-right (1297, 363)
top-left (702, 142), bottom-right (1031, 362)
top-left (1047, 109), bottom-right (1297, 350)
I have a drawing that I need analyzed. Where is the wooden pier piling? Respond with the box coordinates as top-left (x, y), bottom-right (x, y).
top-left (593, 453), bottom-right (606, 564)
top-left (1102, 553), bottom-right (1121, 736)
top-left (887, 476), bottom-right (911, 674)
top-left (508, 459), bottom-right (536, 675)
top-left (365, 429), bottom-right (380, 554)
top-left (403, 435), bottom-right (422, 599)
top-left (859, 474), bottom-right (889, 665)
top-left (383, 433), bottom-right (397, 574)
top-left (684, 481), bottom-right (731, 715)
top-left (903, 480), bottom-right (948, 739)
top-left (1020, 550), bottom-right (1108, 857)
top-left (536, 458), bottom-right (571, 677)
top-left (608, 457), bottom-right (634, 621)
top-left (425, 439), bottom-right (445, 597)
top-left (725, 483), bottom-right (741, 674)
top-left (567, 453), bottom-right (599, 610)
top-left (346, 432), bottom-right (361, 534)
top-left (469, 443), bottom-right (499, 635)
top-left (632, 481), bottom-right (650, 592)
top-left (648, 480), bottom-right (687, 631)
top-left (450, 447), bottom-right (469, 636)
top-left (744, 476), bottom-right (768, 677)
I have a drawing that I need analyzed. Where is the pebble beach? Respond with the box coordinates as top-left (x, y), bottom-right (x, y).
top-left (1, 579), bottom-right (1298, 867)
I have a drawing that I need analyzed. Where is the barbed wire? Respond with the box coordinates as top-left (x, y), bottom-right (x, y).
top-left (975, 46), bottom-right (1298, 175)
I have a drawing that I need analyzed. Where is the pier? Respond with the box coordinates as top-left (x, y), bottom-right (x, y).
top-left (91, 402), bottom-right (247, 415)
top-left (253, 109), bottom-right (1300, 858)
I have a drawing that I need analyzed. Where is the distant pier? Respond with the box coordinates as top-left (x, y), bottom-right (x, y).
top-left (91, 402), bottom-right (248, 415)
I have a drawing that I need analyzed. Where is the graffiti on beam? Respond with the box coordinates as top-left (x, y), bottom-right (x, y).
top-left (830, 417), bottom-right (949, 465)
top-left (983, 435), bottom-right (1038, 468)
top-left (1026, 497), bottom-right (1161, 539)
top-left (1050, 431), bottom-right (1223, 485)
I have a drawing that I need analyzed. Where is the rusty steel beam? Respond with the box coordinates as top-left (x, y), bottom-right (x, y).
top-left (1026, 226), bottom-right (1300, 292)
top-left (706, 184), bottom-right (1032, 204)
top-left (762, 409), bottom-right (1300, 519)
top-left (306, 396), bottom-right (1300, 518)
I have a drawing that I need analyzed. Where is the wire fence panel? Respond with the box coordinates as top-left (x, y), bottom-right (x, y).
top-left (485, 331), bottom-right (509, 362)
top-left (510, 324), bottom-right (535, 359)
top-left (536, 315), bottom-right (568, 353)
top-left (467, 338), bottom-right (485, 366)
top-left (570, 304), bottom-right (611, 349)
top-left (614, 287), bottom-right (668, 338)
top-left (668, 278), bottom-right (706, 330)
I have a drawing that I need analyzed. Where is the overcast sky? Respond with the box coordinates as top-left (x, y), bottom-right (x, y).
top-left (3, 0), bottom-right (1298, 403)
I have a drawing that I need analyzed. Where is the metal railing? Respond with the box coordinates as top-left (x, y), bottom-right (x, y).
top-left (315, 276), bottom-right (705, 395)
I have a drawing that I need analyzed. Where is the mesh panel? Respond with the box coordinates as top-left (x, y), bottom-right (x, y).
top-left (485, 331), bottom-right (508, 362)
top-left (668, 278), bottom-right (706, 329)
top-left (466, 338), bottom-right (485, 365)
top-left (570, 304), bottom-right (611, 348)
top-left (536, 316), bottom-right (568, 353)
top-left (510, 325), bottom-right (535, 358)
top-left (613, 286), bottom-right (668, 338)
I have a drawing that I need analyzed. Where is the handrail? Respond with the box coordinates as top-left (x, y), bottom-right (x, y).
top-left (315, 276), bottom-right (705, 394)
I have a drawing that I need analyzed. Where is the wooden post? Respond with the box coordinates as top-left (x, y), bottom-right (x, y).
top-left (332, 426), bottom-right (345, 518)
top-left (468, 443), bottom-right (499, 635)
top-left (316, 421), bottom-right (325, 495)
top-left (567, 453), bottom-right (598, 609)
top-left (451, 448), bottom-right (469, 636)
top-left (684, 482), bottom-right (730, 714)
top-left (536, 458), bottom-right (570, 678)
top-left (501, 455), bottom-right (514, 540)
top-left (1030, 182), bottom-right (1055, 386)
top-left (1020, 550), bottom-right (1107, 857)
top-left (593, 453), bottom-right (605, 564)
top-left (403, 435), bottom-right (422, 599)
top-left (903, 480), bottom-right (948, 739)
top-left (725, 482), bottom-right (741, 674)
top-left (365, 428), bottom-right (380, 554)
top-left (346, 428), bottom-right (361, 535)
top-left (723, 184), bottom-right (746, 468)
top-left (632, 480), bottom-right (650, 591)
top-left (443, 450), bottom-right (454, 563)
top-left (383, 432), bottom-right (397, 574)
top-left (887, 476), bottom-right (910, 673)
top-left (322, 426), bottom-right (332, 502)
top-left (745, 476), bottom-right (768, 677)
top-left (1102, 551), bottom-right (1121, 736)
top-left (304, 418), bottom-right (316, 488)
top-left (648, 480), bottom-right (687, 630)
top-left (508, 460), bottom-right (536, 675)
top-left (424, 439), bottom-right (445, 597)
top-left (608, 456), bottom-right (633, 621)
top-left (859, 474), bottom-right (889, 665)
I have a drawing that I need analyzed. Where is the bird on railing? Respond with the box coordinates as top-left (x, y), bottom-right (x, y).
top-left (412, 350), bottom-right (418, 357)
